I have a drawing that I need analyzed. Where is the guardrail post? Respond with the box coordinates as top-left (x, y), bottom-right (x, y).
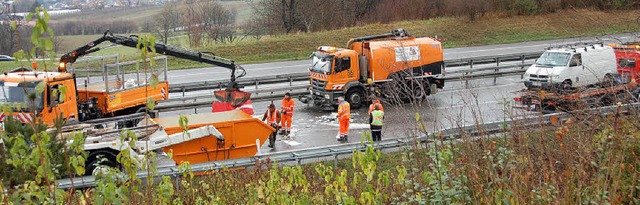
top-left (182, 87), bottom-right (186, 97)
top-left (465, 60), bottom-right (473, 89)
top-left (521, 55), bottom-right (526, 79)
top-left (289, 76), bottom-right (293, 86)
top-left (255, 80), bottom-right (259, 93)
top-left (494, 57), bottom-right (500, 85)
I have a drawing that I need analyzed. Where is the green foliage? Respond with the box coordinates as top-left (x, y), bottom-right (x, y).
top-left (26, 6), bottom-right (56, 71)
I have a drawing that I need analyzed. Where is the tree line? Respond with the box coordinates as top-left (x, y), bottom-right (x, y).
top-left (253, 0), bottom-right (639, 34)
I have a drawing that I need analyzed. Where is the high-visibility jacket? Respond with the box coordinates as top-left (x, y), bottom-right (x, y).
top-left (281, 98), bottom-right (295, 115)
top-left (264, 109), bottom-right (280, 124)
top-left (337, 101), bottom-right (350, 120)
top-left (368, 100), bottom-right (384, 114)
top-left (371, 110), bottom-right (384, 126)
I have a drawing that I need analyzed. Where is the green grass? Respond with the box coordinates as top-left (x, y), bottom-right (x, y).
top-left (2, 9), bottom-right (639, 73)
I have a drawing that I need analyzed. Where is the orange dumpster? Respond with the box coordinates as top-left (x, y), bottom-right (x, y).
top-left (154, 110), bottom-right (274, 164)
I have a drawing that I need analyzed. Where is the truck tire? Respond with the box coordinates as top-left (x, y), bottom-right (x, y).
top-left (346, 88), bottom-right (365, 109)
top-left (411, 82), bottom-right (425, 100)
top-left (560, 80), bottom-right (573, 94)
top-left (86, 150), bottom-right (119, 176)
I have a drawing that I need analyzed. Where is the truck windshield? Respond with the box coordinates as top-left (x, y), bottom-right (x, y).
top-left (535, 52), bottom-right (570, 67)
top-left (310, 52), bottom-right (333, 73)
top-left (0, 82), bottom-right (44, 112)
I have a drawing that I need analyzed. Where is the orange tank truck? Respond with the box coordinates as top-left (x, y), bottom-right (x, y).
top-left (154, 110), bottom-right (274, 164)
top-left (299, 28), bottom-right (444, 110)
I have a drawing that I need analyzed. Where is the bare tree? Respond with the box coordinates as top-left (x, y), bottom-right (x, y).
top-left (200, 1), bottom-right (237, 44)
top-left (254, 0), bottom-right (300, 34)
top-left (153, 1), bottom-right (181, 44)
top-left (181, 0), bottom-right (204, 47)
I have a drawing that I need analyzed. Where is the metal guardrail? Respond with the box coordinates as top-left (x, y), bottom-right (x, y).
top-left (157, 62), bottom-right (534, 113)
top-left (167, 51), bottom-right (542, 95)
top-left (57, 102), bottom-right (640, 189)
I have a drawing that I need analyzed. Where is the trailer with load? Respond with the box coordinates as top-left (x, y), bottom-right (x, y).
top-left (516, 43), bottom-right (640, 113)
top-left (299, 28), bottom-right (445, 110)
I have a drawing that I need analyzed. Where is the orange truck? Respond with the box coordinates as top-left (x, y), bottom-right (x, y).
top-left (610, 42), bottom-right (640, 83)
top-left (299, 29), bottom-right (444, 109)
top-left (1, 31), bottom-right (250, 126)
top-left (0, 67), bottom-right (168, 125)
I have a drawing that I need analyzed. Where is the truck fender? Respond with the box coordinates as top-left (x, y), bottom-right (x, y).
top-left (343, 81), bottom-right (365, 94)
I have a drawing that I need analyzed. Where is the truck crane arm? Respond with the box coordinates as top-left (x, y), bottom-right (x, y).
top-left (59, 31), bottom-right (250, 106)
top-left (58, 31), bottom-right (247, 85)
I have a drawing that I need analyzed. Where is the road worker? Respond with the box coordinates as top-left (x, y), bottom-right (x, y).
top-left (368, 97), bottom-right (384, 115)
top-left (280, 92), bottom-right (295, 135)
top-left (369, 104), bottom-right (384, 141)
top-left (337, 96), bottom-right (350, 142)
top-left (261, 103), bottom-right (282, 148)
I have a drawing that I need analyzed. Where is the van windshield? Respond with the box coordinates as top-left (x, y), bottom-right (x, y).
top-left (0, 81), bottom-right (44, 112)
top-left (535, 52), bottom-right (570, 67)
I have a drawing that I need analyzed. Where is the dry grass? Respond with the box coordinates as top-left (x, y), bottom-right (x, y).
top-left (210, 9), bottom-right (640, 63)
top-left (2, 9), bottom-right (638, 72)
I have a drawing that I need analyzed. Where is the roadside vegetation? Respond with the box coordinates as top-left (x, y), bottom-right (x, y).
top-left (3, 90), bottom-right (639, 204)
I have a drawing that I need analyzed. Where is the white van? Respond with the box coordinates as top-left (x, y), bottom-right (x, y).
top-left (524, 44), bottom-right (617, 89)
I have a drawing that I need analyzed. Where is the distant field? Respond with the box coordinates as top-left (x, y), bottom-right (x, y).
top-left (50, 1), bottom-right (253, 25)
top-left (2, 9), bottom-right (639, 72)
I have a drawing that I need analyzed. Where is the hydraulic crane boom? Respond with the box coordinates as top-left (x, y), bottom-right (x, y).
top-left (58, 31), bottom-right (247, 85)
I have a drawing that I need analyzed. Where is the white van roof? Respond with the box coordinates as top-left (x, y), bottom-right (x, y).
top-left (548, 44), bottom-right (609, 54)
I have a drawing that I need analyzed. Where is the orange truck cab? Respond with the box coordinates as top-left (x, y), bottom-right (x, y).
top-left (299, 28), bottom-right (444, 110)
top-left (611, 42), bottom-right (640, 83)
top-left (0, 66), bottom-right (168, 126)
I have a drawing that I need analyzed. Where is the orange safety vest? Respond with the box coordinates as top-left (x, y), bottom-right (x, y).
top-left (368, 100), bottom-right (384, 114)
top-left (281, 98), bottom-right (295, 115)
top-left (337, 101), bottom-right (350, 119)
top-left (266, 109), bottom-right (278, 124)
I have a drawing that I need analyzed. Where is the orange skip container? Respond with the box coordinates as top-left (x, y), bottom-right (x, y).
top-left (154, 110), bottom-right (274, 165)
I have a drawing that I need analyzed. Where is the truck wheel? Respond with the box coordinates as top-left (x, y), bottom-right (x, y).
top-left (346, 88), bottom-right (364, 109)
top-left (560, 80), bottom-right (572, 94)
top-left (86, 151), bottom-right (119, 176)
